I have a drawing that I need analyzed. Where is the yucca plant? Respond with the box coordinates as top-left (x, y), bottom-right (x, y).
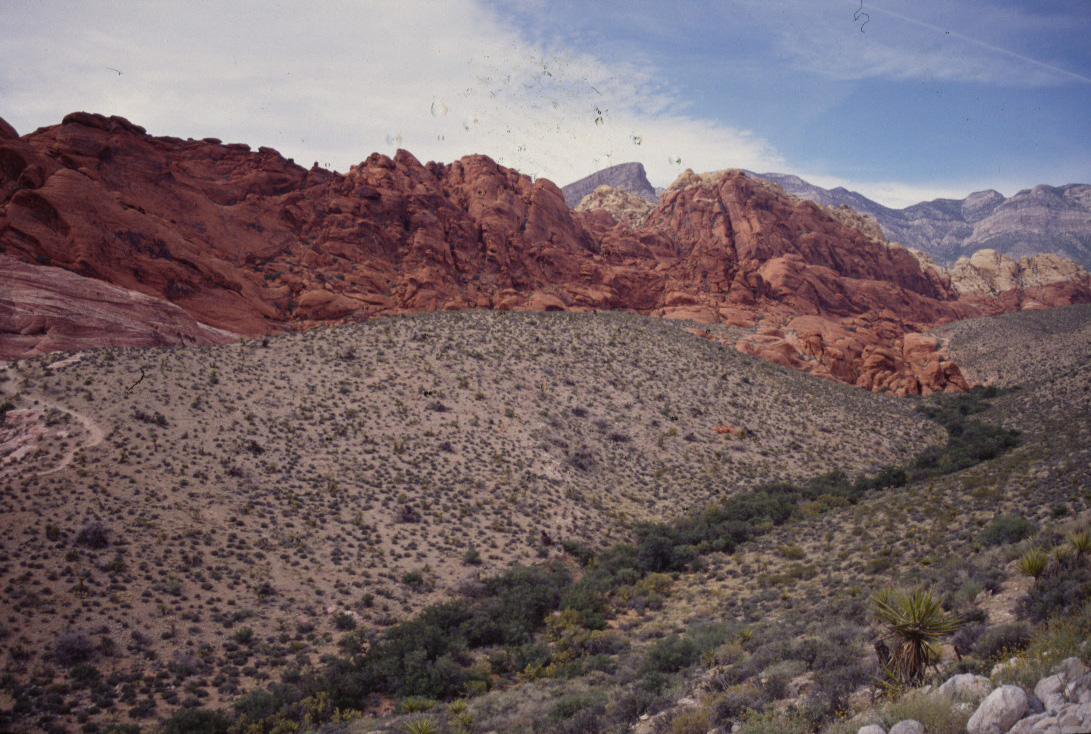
top-left (1015, 547), bottom-right (1050, 579)
top-left (871, 586), bottom-right (961, 686)
top-left (1069, 528), bottom-right (1091, 558)
top-left (403, 715), bottom-right (438, 734)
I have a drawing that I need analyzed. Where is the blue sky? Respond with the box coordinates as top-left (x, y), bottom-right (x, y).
top-left (1, 0), bottom-right (1088, 207)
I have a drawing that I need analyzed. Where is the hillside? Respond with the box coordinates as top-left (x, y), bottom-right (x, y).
top-left (0, 311), bottom-right (946, 731)
top-left (301, 290), bottom-right (1089, 734)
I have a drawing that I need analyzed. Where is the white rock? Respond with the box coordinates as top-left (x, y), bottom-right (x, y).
top-left (856, 725), bottom-right (886, 734)
top-left (1007, 712), bottom-right (1054, 734)
top-left (1036, 674), bottom-right (1066, 712)
top-left (889, 720), bottom-right (925, 734)
top-left (1055, 658), bottom-right (1089, 681)
top-left (968, 685), bottom-right (1030, 734)
top-left (937, 673), bottom-right (995, 702)
top-left (1064, 672), bottom-right (1091, 704)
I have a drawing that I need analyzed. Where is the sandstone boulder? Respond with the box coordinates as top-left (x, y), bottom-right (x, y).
top-left (936, 673), bottom-right (995, 702)
top-left (888, 720), bottom-right (924, 734)
top-left (968, 685), bottom-right (1029, 734)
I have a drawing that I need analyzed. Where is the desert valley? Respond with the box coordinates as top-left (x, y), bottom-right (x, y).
top-left (1, 107), bottom-right (1090, 734)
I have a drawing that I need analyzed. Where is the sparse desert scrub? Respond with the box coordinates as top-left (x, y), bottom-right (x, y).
top-left (1, 306), bottom-right (1089, 732)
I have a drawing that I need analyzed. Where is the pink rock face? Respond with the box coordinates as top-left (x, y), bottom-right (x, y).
top-left (0, 255), bottom-right (235, 360)
top-left (3, 113), bottom-right (1089, 393)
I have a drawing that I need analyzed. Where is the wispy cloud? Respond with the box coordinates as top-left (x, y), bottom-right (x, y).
top-left (753, 0), bottom-right (1090, 86)
top-left (0, 0), bottom-right (780, 188)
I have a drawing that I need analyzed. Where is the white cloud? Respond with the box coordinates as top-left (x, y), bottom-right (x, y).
top-left (0, 0), bottom-right (780, 188)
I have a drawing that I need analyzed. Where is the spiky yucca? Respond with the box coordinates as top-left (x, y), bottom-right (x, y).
top-left (1070, 528), bottom-right (1091, 557)
top-left (1015, 548), bottom-right (1050, 579)
top-left (871, 586), bottom-right (961, 686)
top-left (403, 716), bottom-right (438, 734)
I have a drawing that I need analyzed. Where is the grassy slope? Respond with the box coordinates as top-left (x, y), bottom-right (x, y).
top-left (0, 311), bottom-right (940, 729)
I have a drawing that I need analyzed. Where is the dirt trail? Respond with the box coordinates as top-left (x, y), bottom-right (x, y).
top-left (37, 397), bottom-right (105, 476)
top-left (1, 374), bottom-right (106, 476)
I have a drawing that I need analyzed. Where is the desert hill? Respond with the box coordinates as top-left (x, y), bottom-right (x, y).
top-left (0, 310), bottom-right (944, 730)
top-left (4, 112), bottom-right (1090, 396)
top-left (2, 281), bottom-right (1086, 733)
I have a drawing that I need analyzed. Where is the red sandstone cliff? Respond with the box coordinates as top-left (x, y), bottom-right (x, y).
top-left (3, 112), bottom-right (1089, 394)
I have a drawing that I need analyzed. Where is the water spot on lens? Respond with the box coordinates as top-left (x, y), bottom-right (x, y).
top-left (431, 101), bottom-right (448, 117)
top-left (631, 134), bottom-right (643, 145)
top-left (668, 155), bottom-right (682, 165)
top-left (385, 133), bottom-right (403, 147)
top-left (437, 134), bottom-right (445, 142)
top-left (463, 117), bottom-right (479, 131)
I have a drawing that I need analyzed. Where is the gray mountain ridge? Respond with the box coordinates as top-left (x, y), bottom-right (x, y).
top-left (560, 162), bottom-right (659, 208)
top-left (561, 162), bottom-right (1091, 269)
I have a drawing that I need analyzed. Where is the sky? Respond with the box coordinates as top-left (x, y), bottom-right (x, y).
top-left (1, 0), bottom-right (1088, 208)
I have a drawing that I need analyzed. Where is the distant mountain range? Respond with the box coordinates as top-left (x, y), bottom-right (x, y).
top-left (562, 164), bottom-right (1091, 269)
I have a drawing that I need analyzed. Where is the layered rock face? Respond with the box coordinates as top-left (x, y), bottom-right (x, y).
top-left (0, 255), bottom-right (235, 360)
top-left (747, 171), bottom-right (1091, 269)
top-left (561, 161), bottom-right (658, 208)
top-left (3, 112), bottom-right (1090, 394)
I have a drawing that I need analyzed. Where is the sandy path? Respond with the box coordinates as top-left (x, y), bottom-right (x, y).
top-left (36, 397), bottom-right (106, 476)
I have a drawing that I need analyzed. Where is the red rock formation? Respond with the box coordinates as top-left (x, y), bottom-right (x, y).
top-left (3, 112), bottom-right (1089, 394)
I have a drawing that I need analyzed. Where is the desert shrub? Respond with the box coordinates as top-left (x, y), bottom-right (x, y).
top-left (872, 694), bottom-right (972, 734)
top-left (75, 521), bottom-right (110, 549)
top-left (951, 622), bottom-right (986, 656)
top-left (234, 685), bottom-right (300, 722)
top-left (669, 706), bottom-right (712, 734)
top-left (161, 708), bottom-right (233, 734)
top-left (1017, 562), bottom-right (1091, 622)
top-left (979, 515), bottom-right (1037, 547)
top-left (509, 643), bottom-right (551, 674)
top-left (994, 600), bottom-right (1091, 688)
top-left (549, 692), bottom-right (604, 722)
top-left (333, 613), bottom-right (357, 631)
top-left (642, 635), bottom-right (699, 674)
top-left (971, 622), bottom-right (1031, 662)
top-left (398, 697), bottom-right (440, 713)
top-left (461, 544), bottom-right (482, 566)
top-left (54, 630), bottom-right (96, 665)
top-left (710, 682), bottom-right (766, 726)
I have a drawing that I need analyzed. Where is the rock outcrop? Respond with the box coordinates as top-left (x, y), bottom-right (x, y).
top-left (3, 113), bottom-right (1090, 395)
top-left (574, 185), bottom-right (654, 228)
top-left (0, 255), bottom-right (234, 360)
top-left (561, 161), bottom-right (658, 208)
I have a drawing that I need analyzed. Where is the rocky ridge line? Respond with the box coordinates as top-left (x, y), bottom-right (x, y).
top-left (3, 112), bottom-right (1091, 395)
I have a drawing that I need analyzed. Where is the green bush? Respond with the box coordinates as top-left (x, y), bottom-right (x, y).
top-left (979, 516), bottom-right (1037, 547)
top-left (642, 635), bottom-right (700, 674)
top-left (971, 622), bottom-right (1031, 662)
top-left (1017, 562), bottom-right (1091, 622)
top-left (549, 692), bottom-right (604, 721)
top-left (161, 708), bottom-right (233, 734)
